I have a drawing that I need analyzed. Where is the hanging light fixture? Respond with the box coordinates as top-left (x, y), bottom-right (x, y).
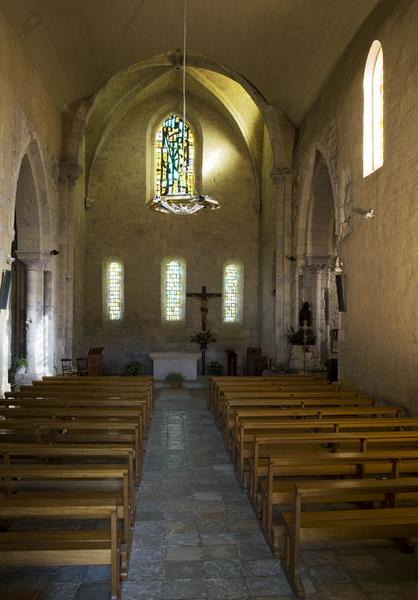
top-left (147, 0), bottom-right (220, 215)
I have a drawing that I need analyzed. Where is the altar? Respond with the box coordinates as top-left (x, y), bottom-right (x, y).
top-left (149, 352), bottom-right (201, 381)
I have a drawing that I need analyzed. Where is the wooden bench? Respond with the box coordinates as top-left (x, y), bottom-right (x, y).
top-left (235, 417), bottom-right (418, 482)
top-left (249, 430), bottom-right (418, 503)
top-left (0, 462), bottom-right (131, 577)
top-left (0, 419), bottom-right (141, 480)
top-left (6, 391), bottom-right (152, 429)
top-left (280, 477), bottom-right (418, 598)
top-left (232, 405), bottom-right (401, 451)
top-left (0, 497), bottom-right (120, 599)
top-left (262, 450), bottom-right (418, 543)
top-left (222, 395), bottom-right (376, 443)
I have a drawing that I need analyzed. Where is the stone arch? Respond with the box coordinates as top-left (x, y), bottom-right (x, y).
top-left (10, 135), bottom-right (53, 379)
top-left (293, 144), bottom-right (340, 368)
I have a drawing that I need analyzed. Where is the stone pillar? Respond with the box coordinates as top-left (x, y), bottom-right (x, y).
top-left (271, 166), bottom-right (292, 364)
top-left (15, 251), bottom-right (49, 379)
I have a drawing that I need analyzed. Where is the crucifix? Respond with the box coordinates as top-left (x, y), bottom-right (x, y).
top-left (186, 285), bottom-right (222, 331)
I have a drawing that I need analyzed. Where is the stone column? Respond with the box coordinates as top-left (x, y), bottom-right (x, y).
top-left (271, 165), bottom-right (292, 363)
top-left (15, 251), bottom-right (49, 379)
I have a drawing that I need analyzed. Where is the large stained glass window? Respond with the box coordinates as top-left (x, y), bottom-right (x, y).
top-left (223, 262), bottom-right (243, 324)
top-left (162, 257), bottom-right (186, 322)
top-left (363, 41), bottom-right (384, 177)
top-left (155, 115), bottom-right (195, 196)
top-left (105, 260), bottom-right (124, 321)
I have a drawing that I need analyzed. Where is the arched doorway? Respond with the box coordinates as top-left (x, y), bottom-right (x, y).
top-left (9, 151), bottom-right (51, 382)
top-left (301, 150), bottom-right (339, 366)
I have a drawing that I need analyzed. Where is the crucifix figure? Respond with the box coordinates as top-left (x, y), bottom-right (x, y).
top-left (186, 286), bottom-right (222, 330)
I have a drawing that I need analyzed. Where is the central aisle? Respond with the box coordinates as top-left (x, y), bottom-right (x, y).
top-left (122, 388), bottom-right (291, 600)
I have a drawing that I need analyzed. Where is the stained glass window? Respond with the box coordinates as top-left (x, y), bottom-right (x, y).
top-left (162, 258), bottom-right (186, 322)
top-left (363, 41), bottom-right (384, 177)
top-left (155, 115), bottom-right (195, 196)
top-left (106, 260), bottom-right (124, 321)
top-left (223, 263), bottom-right (243, 324)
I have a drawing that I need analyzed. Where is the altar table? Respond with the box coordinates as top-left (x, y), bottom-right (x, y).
top-left (149, 352), bottom-right (201, 381)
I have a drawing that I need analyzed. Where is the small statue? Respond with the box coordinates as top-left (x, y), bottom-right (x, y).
top-left (299, 301), bottom-right (312, 328)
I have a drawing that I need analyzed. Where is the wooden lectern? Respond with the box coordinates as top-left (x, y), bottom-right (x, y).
top-left (88, 347), bottom-right (103, 376)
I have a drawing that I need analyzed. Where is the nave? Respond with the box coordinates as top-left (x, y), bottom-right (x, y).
top-left (2, 385), bottom-right (418, 600)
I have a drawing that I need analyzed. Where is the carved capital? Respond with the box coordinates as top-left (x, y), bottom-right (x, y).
top-left (59, 161), bottom-right (83, 186)
top-left (271, 165), bottom-right (292, 185)
top-left (15, 250), bottom-right (50, 271)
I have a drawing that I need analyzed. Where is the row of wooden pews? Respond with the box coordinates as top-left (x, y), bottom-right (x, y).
top-left (208, 375), bottom-right (418, 599)
top-left (0, 375), bottom-right (154, 600)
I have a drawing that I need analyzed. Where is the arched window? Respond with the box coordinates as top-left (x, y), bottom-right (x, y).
top-left (161, 257), bottom-right (186, 322)
top-left (363, 41), bottom-right (384, 177)
top-left (155, 115), bottom-right (195, 196)
top-left (223, 262), bottom-right (243, 324)
top-left (104, 259), bottom-right (124, 321)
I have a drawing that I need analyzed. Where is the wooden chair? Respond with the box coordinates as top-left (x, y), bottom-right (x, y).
top-left (60, 358), bottom-right (78, 376)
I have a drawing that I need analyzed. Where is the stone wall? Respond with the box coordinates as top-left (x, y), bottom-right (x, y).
top-left (293, 0), bottom-right (418, 411)
top-left (83, 87), bottom-right (261, 375)
top-left (0, 10), bottom-right (62, 392)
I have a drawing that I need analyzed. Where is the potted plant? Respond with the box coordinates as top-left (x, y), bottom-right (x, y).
top-left (207, 360), bottom-right (223, 376)
top-left (285, 326), bottom-right (316, 346)
top-left (190, 330), bottom-right (217, 375)
top-left (9, 357), bottom-right (28, 386)
top-left (125, 360), bottom-right (144, 376)
top-left (165, 372), bottom-right (185, 389)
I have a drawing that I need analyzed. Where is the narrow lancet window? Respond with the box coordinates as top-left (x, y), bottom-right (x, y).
top-left (223, 262), bottom-right (243, 324)
top-left (162, 257), bottom-right (186, 322)
top-left (363, 41), bottom-right (384, 177)
top-left (155, 115), bottom-right (195, 196)
top-left (105, 260), bottom-right (124, 321)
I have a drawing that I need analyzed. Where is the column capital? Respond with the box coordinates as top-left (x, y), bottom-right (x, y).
top-left (59, 161), bottom-right (83, 186)
top-left (271, 165), bottom-right (292, 185)
top-left (15, 250), bottom-right (50, 271)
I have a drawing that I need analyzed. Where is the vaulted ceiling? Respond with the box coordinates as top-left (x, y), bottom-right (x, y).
top-left (0, 0), bottom-right (380, 123)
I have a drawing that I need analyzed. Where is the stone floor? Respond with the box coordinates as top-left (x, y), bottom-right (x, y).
top-left (2, 388), bottom-right (418, 599)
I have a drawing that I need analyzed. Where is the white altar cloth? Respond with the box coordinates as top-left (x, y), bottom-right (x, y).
top-left (149, 352), bottom-right (201, 381)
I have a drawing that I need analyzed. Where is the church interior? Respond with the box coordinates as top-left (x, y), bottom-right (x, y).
top-left (0, 0), bottom-right (417, 598)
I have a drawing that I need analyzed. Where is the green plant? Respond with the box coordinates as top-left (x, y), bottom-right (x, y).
top-left (165, 372), bottom-right (185, 388)
top-left (190, 330), bottom-right (216, 349)
top-left (285, 326), bottom-right (316, 346)
top-left (125, 361), bottom-right (144, 376)
top-left (207, 360), bottom-right (223, 376)
top-left (11, 357), bottom-right (28, 372)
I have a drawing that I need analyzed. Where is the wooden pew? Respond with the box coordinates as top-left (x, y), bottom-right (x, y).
top-left (222, 395), bottom-right (376, 443)
top-left (0, 419), bottom-right (142, 483)
top-left (249, 430), bottom-right (418, 503)
top-left (0, 463), bottom-right (131, 577)
top-left (0, 406), bottom-right (146, 460)
top-left (235, 417), bottom-right (418, 481)
top-left (0, 497), bottom-right (120, 599)
top-left (232, 405), bottom-right (401, 450)
top-left (207, 375), bottom-right (326, 408)
top-left (262, 450), bottom-right (418, 543)
top-left (280, 477), bottom-right (418, 598)
top-left (210, 377), bottom-right (332, 413)
top-left (6, 390), bottom-right (152, 427)
top-left (214, 383), bottom-right (349, 417)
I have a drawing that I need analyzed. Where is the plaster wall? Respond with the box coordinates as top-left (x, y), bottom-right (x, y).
top-left (0, 10), bottom-right (61, 391)
top-left (294, 0), bottom-right (418, 411)
top-left (83, 89), bottom-right (260, 375)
